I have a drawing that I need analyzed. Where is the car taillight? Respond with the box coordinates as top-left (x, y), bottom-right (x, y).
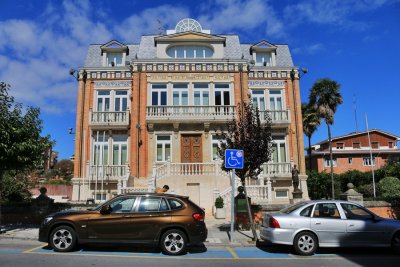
top-left (193, 213), bottom-right (204, 222)
top-left (269, 217), bottom-right (280, 228)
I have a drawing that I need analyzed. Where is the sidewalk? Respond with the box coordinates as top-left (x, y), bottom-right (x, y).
top-left (0, 219), bottom-right (259, 246)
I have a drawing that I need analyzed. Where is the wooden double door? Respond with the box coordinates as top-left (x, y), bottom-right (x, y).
top-left (181, 134), bottom-right (202, 163)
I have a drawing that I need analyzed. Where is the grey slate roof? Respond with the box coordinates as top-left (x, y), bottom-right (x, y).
top-left (84, 34), bottom-right (294, 67)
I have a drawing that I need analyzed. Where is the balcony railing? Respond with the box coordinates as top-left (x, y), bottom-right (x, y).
top-left (146, 105), bottom-right (235, 122)
top-left (89, 110), bottom-right (129, 128)
top-left (87, 164), bottom-right (129, 181)
top-left (261, 162), bottom-right (292, 176)
top-left (259, 110), bottom-right (290, 124)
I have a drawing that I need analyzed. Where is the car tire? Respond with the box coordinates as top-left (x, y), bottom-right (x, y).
top-left (160, 229), bottom-right (187, 256)
top-left (293, 231), bottom-right (318, 256)
top-left (391, 231), bottom-right (400, 254)
top-left (49, 225), bottom-right (77, 252)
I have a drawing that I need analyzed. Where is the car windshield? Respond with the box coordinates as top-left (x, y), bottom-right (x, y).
top-left (280, 202), bottom-right (309, 214)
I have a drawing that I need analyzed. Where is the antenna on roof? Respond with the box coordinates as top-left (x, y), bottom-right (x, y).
top-left (353, 94), bottom-right (359, 132)
top-left (157, 19), bottom-right (165, 35)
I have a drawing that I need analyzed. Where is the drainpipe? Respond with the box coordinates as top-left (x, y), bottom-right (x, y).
top-left (136, 64), bottom-right (143, 184)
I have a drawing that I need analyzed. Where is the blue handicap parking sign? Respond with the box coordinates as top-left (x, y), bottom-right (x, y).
top-left (225, 149), bottom-right (244, 169)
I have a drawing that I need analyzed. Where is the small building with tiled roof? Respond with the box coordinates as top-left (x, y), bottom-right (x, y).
top-left (306, 129), bottom-right (400, 174)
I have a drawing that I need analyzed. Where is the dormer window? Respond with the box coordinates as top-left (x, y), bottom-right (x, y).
top-left (255, 52), bottom-right (272, 66)
top-left (250, 40), bottom-right (277, 67)
top-left (107, 53), bottom-right (123, 67)
top-left (100, 40), bottom-right (129, 67)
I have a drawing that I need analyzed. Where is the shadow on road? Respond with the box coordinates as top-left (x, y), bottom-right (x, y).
top-left (40, 243), bottom-right (207, 255)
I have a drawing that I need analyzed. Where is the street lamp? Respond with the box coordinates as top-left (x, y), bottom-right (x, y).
top-left (69, 68), bottom-right (87, 202)
top-left (290, 68), bottom-right (308, 176)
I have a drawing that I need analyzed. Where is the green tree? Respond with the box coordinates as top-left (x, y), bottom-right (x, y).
top-left (309, 78), bottom-right (343, 199)
top-left (379, 177), bottom-right (400, 200)
top-left (218, 102), bottom-right (273, 240)
top-left (53, 159), bottom-right (74, 181)
top-left (0, 82), bottom-right (53, 224)
top-left (301, 103), bottom-right (320, 172)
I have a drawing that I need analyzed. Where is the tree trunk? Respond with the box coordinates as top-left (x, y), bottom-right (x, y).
top-left (242, 181), bottom-right (258, 241)
top-left (327, 123), bottom-right (335, 199)
top-left (308, 135), bottom-right (312, 172)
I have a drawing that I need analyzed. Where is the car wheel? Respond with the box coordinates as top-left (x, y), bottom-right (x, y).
top-left (293, 231), bottom-right (318, 256)
top-left (160, 229), bottom-right (187, 256)
top-left (391, 231), bottom-right (400, 254)
top-left (49, 225), bottom-right (77, 252)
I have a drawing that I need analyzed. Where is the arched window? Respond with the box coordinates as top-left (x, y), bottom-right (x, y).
top-left (166, 45), bottom-right (213, 58)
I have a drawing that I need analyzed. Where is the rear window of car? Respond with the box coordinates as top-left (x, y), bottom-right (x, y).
top-left (167, 198), bottom-right (184, 210)
top-left (280, 202), bottom-right (309, 214)
top-left (300, 205), bottom-right (314, 217)
top-left (138, 197), bottom-right (169, 212)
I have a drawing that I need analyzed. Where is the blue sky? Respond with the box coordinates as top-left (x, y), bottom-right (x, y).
top-left (1, 0), bottom-right (399, 160)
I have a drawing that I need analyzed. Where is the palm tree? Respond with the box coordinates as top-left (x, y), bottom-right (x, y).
top-left (302, 103), bottom-right (320, 172)
top-left (309, 78), bottom-right (343, 199)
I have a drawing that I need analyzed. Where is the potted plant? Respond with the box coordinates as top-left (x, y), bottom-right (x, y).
top-left (214, 196), bottom-right (225, 219)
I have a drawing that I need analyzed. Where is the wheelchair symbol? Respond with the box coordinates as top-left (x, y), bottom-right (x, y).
top-left (227, 151), bottom-right (240, 166)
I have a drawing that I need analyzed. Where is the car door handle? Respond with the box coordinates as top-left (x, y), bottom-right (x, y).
top-left (123, 215), bottom-right (132, 218)
top-left (349, 224), bottom-right (354, 227)
top-left (314, 222), bottom-right (321, 225)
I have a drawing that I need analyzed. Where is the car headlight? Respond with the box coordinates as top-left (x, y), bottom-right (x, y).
top-left (43, 217), bottom-right (53, 224)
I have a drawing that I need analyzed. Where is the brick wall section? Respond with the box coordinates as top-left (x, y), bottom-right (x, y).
top-left (30, 184), bottom-right (73, 199)
top-left (367, 207), bottom-right (400, 219)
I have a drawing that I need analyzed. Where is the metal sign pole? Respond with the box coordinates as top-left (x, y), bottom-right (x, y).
top-left (230, 169), bottom-right (235, 243)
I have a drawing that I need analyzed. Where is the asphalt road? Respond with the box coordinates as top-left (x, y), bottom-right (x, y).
top-left (1, 239), bottom-right (399, 267)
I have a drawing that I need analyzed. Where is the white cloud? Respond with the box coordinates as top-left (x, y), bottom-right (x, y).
top-left (198, 0), bottom-right (286, 38)
top-left (283, 0), bottom-right (399, 30)
top-left (114, 5), bottom-right (190, 42)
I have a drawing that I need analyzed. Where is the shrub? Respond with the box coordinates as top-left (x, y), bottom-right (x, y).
top-left (378, 176), bottom-right (400, 200)
top-left (215, 196), bottom-right (224, 208)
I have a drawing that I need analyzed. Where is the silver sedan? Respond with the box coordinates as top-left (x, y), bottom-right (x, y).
top-left (259, 200), bottom-right (400, 256)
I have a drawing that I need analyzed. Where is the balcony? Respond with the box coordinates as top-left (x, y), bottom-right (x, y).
top-left (261, 162), bottom-right (292, 177)
top-left (89, 110), bottom-right (129, 129)
top-left (259, 110), bottom-right (290, 126)
top-left (87, 164), bottom-right (129, 181)
top-left (146, 105), bottom-right (235, 123)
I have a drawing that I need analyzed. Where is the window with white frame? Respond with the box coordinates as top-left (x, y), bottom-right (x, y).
top-left (269, 90), bottom-right (284, 120)
top-left (363, 156), bottom-right (375, 166)
top-left (151, 84), bottom-right (167, 106)
top-left (324, 157), bottom-right (337, 167)
top-left (269, 90), bottom-right (283, 110)
top-left (193, 83), bottom-right (210, 106)
top-left (251, 90), bottom-right (266, 111)
top-left (275, 190), bottom-right (288, 198)
top-left (156, 135), bottom-right (171, 162)
top-left (336, 143), bottom-right (344, 149)
top-left (211, 135), bottom-right (224, 160)
top-left (96, 90), bottom-right (129, 112)
top-left (106, 53), bottom-right (123, 67)
top-left (112, 135), bottom-right (128, 165)
top-left (255, 52), bottom-right (272, 66)
top-left (114, 91), bottom-right (128, 111)
top-left (371, 142), bottom-right (379, 149)
top-left (272, 136), bottom-right (287, 163)
top-left (173, 83), bottom-right (189, 106)
top-left (93, 131), bottom-right (109, 165)
top-left (214, 84), bottom-right (231, 106)
top-left (348, 157), bottom-right (353, 165)
top-left (166, 45), bottom-right (213, 58)
top-left (96, 91), bottom-right (111, 112)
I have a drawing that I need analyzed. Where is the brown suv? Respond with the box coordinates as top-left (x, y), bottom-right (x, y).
top-left (39, 193), bottom-right (207, 255)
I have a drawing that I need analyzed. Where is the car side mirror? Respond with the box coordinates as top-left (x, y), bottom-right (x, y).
top-left (100, 204), bottom-right (112, 215)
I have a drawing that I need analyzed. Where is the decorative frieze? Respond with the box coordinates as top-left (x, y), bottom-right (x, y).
top-left (248, 80), bottom-right (285, 88)
top-left (94, 80), bottom-right (131, 88)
